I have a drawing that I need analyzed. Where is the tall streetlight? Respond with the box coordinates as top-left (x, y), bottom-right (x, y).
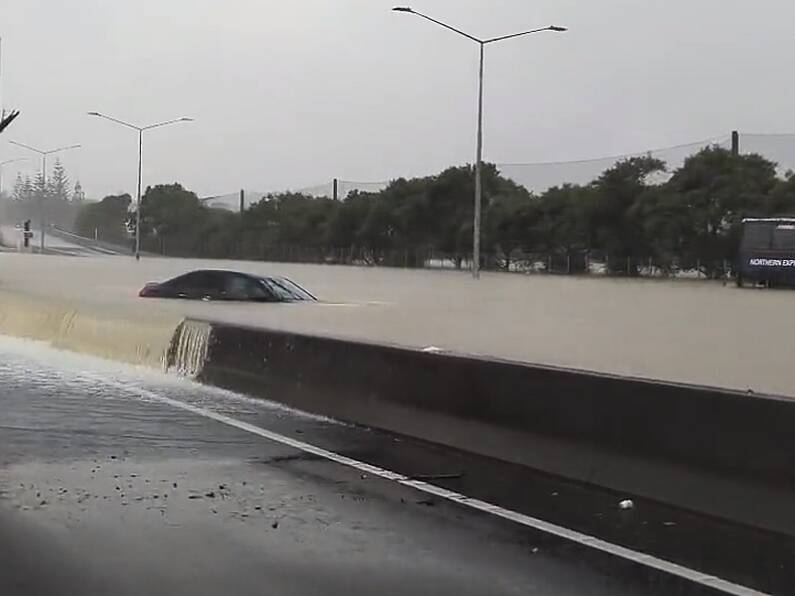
top-left (0, 157), bottom-right (27, 196)
top-left (393, 7), bottom-right (566, 278)
top-left (87, 112), bottom-right (193, 260)
top-left (8, 140), bottom-right (81, 251)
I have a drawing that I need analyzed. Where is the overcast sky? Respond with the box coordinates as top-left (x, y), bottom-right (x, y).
top-left (2, 0), bottom-right (794, 199)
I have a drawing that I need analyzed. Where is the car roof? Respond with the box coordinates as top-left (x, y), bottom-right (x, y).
top-left (177, 269), bottom-right (284, 281)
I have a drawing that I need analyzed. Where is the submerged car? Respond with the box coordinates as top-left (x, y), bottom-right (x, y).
top-left (139, 270), bottom-right (316, 302)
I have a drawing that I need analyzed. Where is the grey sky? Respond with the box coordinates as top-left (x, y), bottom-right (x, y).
top-left (2, 0), bottom-right (794, 199)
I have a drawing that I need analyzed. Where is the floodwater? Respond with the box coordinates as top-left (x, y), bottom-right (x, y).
top-left (0, 252), bottom-right (793, 396)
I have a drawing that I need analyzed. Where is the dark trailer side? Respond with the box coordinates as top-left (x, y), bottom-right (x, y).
top-left (737, 218), bottom-right (795, 287)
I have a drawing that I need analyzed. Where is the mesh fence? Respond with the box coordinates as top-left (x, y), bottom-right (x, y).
top-left (497, 132), bottom-right (795, 193)
top-left (200, 180), bottom-right (389, 210)
top-left (201, 132), bottom-right (795, 210)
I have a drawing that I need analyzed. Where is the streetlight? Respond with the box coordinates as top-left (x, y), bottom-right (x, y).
top-left (392, 7), bottom-right (566, 278)
top-left (0, 157), bottom-right (27, 196)
top-left (8, 140), bottom-right (81, 251)
top-left (87, 112), bottom-right (193, 260)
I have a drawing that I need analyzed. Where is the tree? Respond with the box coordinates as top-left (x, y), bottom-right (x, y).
top-left (22, 175), bottom-right (33, 201)
top-left (48, 159), bottom-right (70, 202)
top-left (533, 184), bottom-right (595, 256)
top-left (12, 173), bottom-right (25, 201)
top-left (589, 155), bottom-right (667, 263)
top-left (139, 183), bottom-right (206, 255)
top-left (665, 147), bottom-right (778, 268)
top-left (32, 171), bottom-right (47, 201)
top-left (629, 186), bottom-right (692, 272)
top-left (326, 190), bottom-right (375, 249)
top-left (72, 180), bottom-right (86, 203)
top-left (75, 193), bottom-right (132, 244)
top-left (483, 191), bottom-right (536, 269)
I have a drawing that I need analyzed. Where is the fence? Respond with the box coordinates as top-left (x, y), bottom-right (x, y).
top-left (182, 240), bottom-right (733, 281)
top-left (199, 132), bottom-right (795, 210)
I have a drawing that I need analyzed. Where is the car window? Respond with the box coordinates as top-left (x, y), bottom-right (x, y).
top-left (165, 272), bottom-right (207, 292)
top-left (223, 274), bottom-right (268, 300)
top-left (272, 277), bottom-right (316, 300)
top-left (259, 277), bottom-right (301, 301)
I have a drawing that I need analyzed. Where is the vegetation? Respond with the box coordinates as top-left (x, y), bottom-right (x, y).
top-left (74, 193), bottom-right (131, 244)
top-left (69, 145), bottom-right (795, 274)
top-left (0, 159), bottom-right (84, 231)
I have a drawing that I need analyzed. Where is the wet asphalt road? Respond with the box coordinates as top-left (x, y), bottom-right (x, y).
top-left (0, 337), bottom-right (791, 596)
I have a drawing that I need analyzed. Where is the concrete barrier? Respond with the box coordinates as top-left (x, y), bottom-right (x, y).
top-left (0, 291), bottom-right (180, 368)
top-left (190, 320), bottom-right (795, 536)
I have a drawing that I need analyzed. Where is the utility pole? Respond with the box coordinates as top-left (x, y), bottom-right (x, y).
top-left (333, 178), bottom-right (339, 201)
top-left (239, 189), bottom-right (245, 213)
top-left (731, 130), bottom-right (740, 156)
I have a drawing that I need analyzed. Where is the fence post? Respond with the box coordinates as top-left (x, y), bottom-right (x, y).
top-left (567, 254), bottom-right (571, 274)
top-left (547, 255), bottom-right (552, 274)
top-left (626, 255), bottom-right (631, 276)
top-left (584, 252), bottom-right (590, 274)
top-left (648, 256), bottom-right (653, 276)
top-left (697, 258), bottom-right (701, 278)
top-left (605, 253), bottom-right (609, 275)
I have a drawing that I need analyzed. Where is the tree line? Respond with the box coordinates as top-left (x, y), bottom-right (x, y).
top-left (72, 145), bottom-right (795, 274)
top-left (0, 160), bottom-right (85, 230)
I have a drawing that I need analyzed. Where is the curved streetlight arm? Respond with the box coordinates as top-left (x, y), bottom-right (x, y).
top-left (44, 143), bottom-right (81, 155)
top-left (393, 7), bottom-right (482, 43)
top-left (8, 140), bottom-right (45, 155)
top-left (8, 140), bottom-right (80, 156)
top-left (88, 112), bottom-right (140, 131)
top-left (0, 157), bottom-right (27, 166)
top-left (142, 117), bottom-right (193, 132)
top-left (484, 26), bottom-right (567, 45)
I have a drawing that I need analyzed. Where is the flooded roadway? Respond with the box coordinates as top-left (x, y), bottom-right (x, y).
top-left (0, 336), bottom-right (790, 596)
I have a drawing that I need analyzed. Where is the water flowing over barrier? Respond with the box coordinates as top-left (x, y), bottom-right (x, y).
top-left (166, 319), bottom-right (212, 377)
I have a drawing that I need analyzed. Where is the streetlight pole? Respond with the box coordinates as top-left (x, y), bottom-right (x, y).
top-left (0, 157), bottom-right (26, 197)
top-left (87, 112), bottom-right (193, 260)
top-left (8, 141), bottom-right (81, 251)
top-left (392, 7), bottom-right (566, 278)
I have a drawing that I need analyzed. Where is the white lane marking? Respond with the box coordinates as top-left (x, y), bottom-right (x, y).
top-left (106, 379), bottom-right (767, 596)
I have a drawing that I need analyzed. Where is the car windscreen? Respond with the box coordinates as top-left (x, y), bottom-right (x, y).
top-left (259, 277), bottom-right (315, 301)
